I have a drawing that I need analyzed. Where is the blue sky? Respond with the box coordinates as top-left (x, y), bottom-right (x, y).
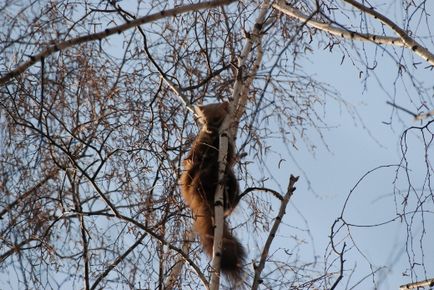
top-left (277, 28), bottom-right (434, 288)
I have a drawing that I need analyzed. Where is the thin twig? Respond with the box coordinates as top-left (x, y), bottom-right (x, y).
top-left (329, 243), bottom-right (346, 290)
top-left (164, 230), bottom-right (194, 289)
top-left (400, 278), bottom-right (434, 289)
top-left (0, 0), bottom-right (236, 86)
top-left (251, 175), bottom-right (299, 290)
top-left (273, 0), bottom-right (434, 67)
top-left (90, 232), bottom-right (147, 290)
top-left (239, 187), bottom-right (283, 201)
top-left (343, 0), bottom-right (434, 66)
top-left (273, 1), bottom-right (402, 46)
top-left (386, 101), bottom-right (418, 118)
top-left (0, 169), bottom-right (60, 220)
top-left (386, 101), bottom-right (434, 121)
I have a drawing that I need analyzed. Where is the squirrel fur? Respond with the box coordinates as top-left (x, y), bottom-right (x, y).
top-left (180, 102), bottom-right (245, 284)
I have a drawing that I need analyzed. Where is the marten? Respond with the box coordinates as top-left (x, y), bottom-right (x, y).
top-left (180, 102), bottom-right (245, 284)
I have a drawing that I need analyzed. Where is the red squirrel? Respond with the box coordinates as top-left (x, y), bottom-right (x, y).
top-left (180, 102), bottom-right (245, 284)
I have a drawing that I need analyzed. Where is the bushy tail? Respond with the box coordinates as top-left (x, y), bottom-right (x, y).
top-left (194, 205), bottom-right (245, 284)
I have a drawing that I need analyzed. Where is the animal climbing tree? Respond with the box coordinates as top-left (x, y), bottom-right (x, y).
top-left (0, 1), bottom-right (433, 289)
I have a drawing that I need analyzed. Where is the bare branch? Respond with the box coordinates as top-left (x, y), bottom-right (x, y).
top-left (329, 243), bottom-right (346, 290)
top-left (386, 101), bottom-right (418, 118)
top-left (0, 0), bottom-right (236, 86)
top-left (78, 211), bottom-right (210, 289)
top-left (240, 187), bottom-right (284, 201)
top-left (0, 169), bottom-right (59, 220)
top-left (209, 2), bottom-right (271, 288)
top-left (343, 0), bottom-right (434, 66)
top-left (209, 126), bottom-right (228, 290)
top-left (273, 1), bottom-right (402, 46)
top-left (273, 0), bottom-right (434, 67)
top-left (90, 232), bottom-right (147, 290)
top-left (400, 278), bottom-right (434, 289)
top-left (70, 173), bottom-right (90, 290)
top-left (231, 0), bottom-right (270, 122)
top-left (386, 101), bottom-right (434, 121)
top-left (164, 230), bottom-right (194, 289)
top-left (251, 175), bottom-right (299, 290)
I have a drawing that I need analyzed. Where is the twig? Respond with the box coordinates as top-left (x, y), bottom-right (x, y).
top-left (386, 101), bottom-right (434, 121)
top-left (273, 0), bottom-right (434, 67)
top-left (251, 175), bottom-right (299, 290)
top-left (90, 232), bottom-right (147, 290)
top-left (386, 101), bottom-right (418, 118)
top-left (329, 243), bottom-right (346, 290)
top-left (343, 0), bottom-right (434, 66)
top-left (239, 187), bottom-right (284, 201)
top-left (0, 169), bottom-right (59, 220)
top-left (164, 230), bottom-right (195, 289)
top-left (67, 171), bottom-right (90, 290)
top-left (0, 0), bottom-right (236, 86)
top-left (273, 1), bottom-right (402, 46)
top-left (400, 278), bottom-right (434, 289)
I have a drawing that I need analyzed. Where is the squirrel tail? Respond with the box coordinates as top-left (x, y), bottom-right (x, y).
top-left (194, 206), bottom-right (245, 284)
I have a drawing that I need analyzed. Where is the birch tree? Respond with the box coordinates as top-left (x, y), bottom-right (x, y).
top-left (1, 0), bottom-right (433, 289)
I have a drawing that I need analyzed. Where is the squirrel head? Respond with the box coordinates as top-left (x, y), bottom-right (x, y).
top-left (194, 102), bottom-right (229, 130)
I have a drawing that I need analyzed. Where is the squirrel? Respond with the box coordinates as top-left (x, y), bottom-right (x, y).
top-left (180, 102), bottom-right (245, 284)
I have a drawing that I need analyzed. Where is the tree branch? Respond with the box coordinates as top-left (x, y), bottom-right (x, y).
top-left (209, 126), bottom-right (229, 290)
top-left (400, 278), bottom-right (434, 289)
top-left (90, 232), bottom-right (147, 290)
top-left (76, 210), bottom-right (209, 289)
top-left (239, 187), bottom-right (284, 201)
top-left (0, 169), bottom-right (59, 220)
top-left (273, 1), bottom-right (402, 46)
top-left (273, 0), bottom-right (434, 67)
top-left (329, 243), bottom-right (346, 290)
top-left (164, 230), bottom-right (194, 289)
top-left (386, 101), bottom-right (418, 118)
top-left (70, 173), bottom-right (90, 290)
top-left (251, 175), bottom-right (299, 290)
top-left (231, 0), bottom-right (270, 126)
top-left (209, 2), bottom-right (271, 289)
top-left (0, 0), bottom-right (236, 86)
top-left (343, 0), bottom-right (434, 66)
